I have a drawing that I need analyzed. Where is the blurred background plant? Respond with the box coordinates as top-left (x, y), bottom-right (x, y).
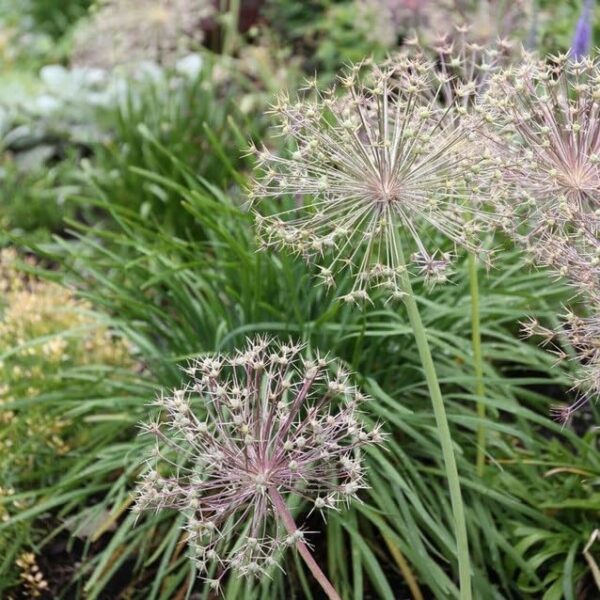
top-left (0, 248), bottom-right (132, 593)
top-left (536, 0), bottom-right (599, 54)
top-left (70, 0), bottom-right (215, 70)
top-left (0, 0), bottom-right (599, 598)
top-left (23, 0), bottom-right (93, 40)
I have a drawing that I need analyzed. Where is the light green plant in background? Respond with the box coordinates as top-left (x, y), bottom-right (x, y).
top-left (70, 0), bottom-right (214, 70)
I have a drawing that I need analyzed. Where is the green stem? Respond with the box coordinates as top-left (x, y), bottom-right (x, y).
top-left (469, 254), bottom-right (486, 477)
top-left (396, 240), bottom-right (472, 600)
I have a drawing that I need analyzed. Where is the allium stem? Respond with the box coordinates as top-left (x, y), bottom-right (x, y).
top-left (268, 487), bottom-right (342, 600)
top-left (395, 238), bottom-right (472, 600)
top-left (468, 254), bottom-right (486, 477)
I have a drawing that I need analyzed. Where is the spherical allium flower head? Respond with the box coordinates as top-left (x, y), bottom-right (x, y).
top-left (484, 52), bottom-right (600, 421)
top-left (484, 52), bottom-right (600, 237)
top-left (71, 0), bottom-right (214, 70)
top-left (134, 337), bottom-right (383, 590)
top-left (250, 58), bottom-right (497, 303)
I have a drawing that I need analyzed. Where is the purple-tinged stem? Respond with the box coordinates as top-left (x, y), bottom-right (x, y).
top-left (268, 487), bottom-right (342, 600)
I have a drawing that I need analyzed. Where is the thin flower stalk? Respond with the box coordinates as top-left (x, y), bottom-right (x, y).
top-left (468, 252), bottom-right (486, 475)
top-left (133, 337), bottom-right (383, 598)
top-left (393, 234), bottom-right (472, 600)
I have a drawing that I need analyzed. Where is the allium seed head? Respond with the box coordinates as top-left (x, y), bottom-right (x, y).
top-left (251, 58), bottom-right (497, 302)
top-left (134, 337), bottom-right (382, 588)
top-left (526, 228), bottom-right (600, 301)
top-left (401, 27), bottom-right (516, 111)
top-left (485, 52), bottom-right (600, 236)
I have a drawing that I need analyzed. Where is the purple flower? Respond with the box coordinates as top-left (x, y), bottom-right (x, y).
top-left (572, 0), bottom-right (595, 59)
top-left (133, 337), bottom-right (383, 595)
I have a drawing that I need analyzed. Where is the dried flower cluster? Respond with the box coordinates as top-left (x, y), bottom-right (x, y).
top-left (134, 337), bottom-right (382, 590)
top-left (485, 52), bottom-right (600, 239)
top-left (250, 57), bottom-right (498, 303)
top-left (450, 0), bottom-right (530, 48)
top-left (524, 228), bottom-right (600, 300)
top-left (401, 27), bottom-right (516, 110)
top-left (14, 552), bottom-right (49, 598)
top-left (524, 232), bottom-right (600, 423)
top-left (522, 310), bottom-right (600, 422)
top-left (485, 52), bottom-right (600, 420)
top-left (71, 0), bottom-right (214, 70)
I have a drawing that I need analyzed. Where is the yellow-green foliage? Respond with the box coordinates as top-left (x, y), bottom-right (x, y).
top-left (0, 248), bottom-right (131, 523)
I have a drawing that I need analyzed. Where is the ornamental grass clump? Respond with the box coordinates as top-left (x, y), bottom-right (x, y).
top-left (250, 57), bottom-right (498, 304)
top-left (0, 248), bottom-right (133, 582)
top-left (134, 337), bottom-right (383, 599)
